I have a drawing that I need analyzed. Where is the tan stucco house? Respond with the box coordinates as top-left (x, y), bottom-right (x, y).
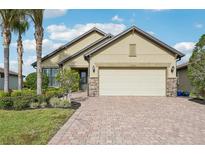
top-left (177, 62), bottom-right (192, 92)
top-left (32, 26), bottom-right (184, 97)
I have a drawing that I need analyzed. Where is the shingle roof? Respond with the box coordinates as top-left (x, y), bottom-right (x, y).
top-left (84, 25), bottom-right (185, 59)
top-left (58, 34), bottom-right (113, 65)
top-left (0, 67), bottom-right (18, 76)
top-left (31, 27), bottom-right (107, 67)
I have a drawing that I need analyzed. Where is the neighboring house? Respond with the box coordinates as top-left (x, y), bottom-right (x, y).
top-left (0, 67), bottom-right (19, 90)
top-left (32, 26), bottom-right (184, 97)
top-left (177, 62), bottom-right (192, 92)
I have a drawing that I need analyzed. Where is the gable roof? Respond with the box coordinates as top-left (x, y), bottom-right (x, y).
top-left (0, 67), bottom-right (18, 76)
top-left (177, 62), bottom-right (188, 70)
top-left (31, 27), bottom-right (107, 67)
top-left (58, 34), bottom-right (113, 65)
top-left (84, 26), bottom-right (185, 59)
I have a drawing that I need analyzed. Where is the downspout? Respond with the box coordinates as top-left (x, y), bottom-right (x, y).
top-left (176, 56), bottom-right (181, 62)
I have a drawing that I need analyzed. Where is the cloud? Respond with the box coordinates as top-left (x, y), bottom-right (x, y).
top-left (112, 15), bottom-right (124, 22)
top-left (148, 9), bottom-right (169, 12)
top-left (195, 23), bottom-right (203, 29)
top-left (0, 60), bottom-right (18, 73)
top-left (146, 31), bottom-right (155, 35)
top-left (44, 9), bottom-right (67, 18)
top-left (173, 42), bottom-right (196, 64)
top-left (11, 39), bottom-right (63, 55)
top-left (47, 23), bottom-right (126, 41)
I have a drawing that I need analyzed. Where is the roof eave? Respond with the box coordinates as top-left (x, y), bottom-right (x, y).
top-left (58, 34), bottom-right (112, 65)
top-left (31, 27), bottom-right (108, 67)
top-left (85, 26), bottom-right (185, 59)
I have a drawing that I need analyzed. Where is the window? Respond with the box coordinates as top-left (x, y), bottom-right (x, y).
top-left (43, 68), bottom-right (59, 87)
top-left (129, 44), bottom-right (136, 57)
top-left (0, 73), bottom-right (4, 78)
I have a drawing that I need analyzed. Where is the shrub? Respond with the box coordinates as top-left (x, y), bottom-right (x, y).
top-left (59, 99), bottom-right (71, 108)
top-left (44, 87), bottom-right (65, 99)
top-left (0, 97), bottom-right (13, 109)
top-left (11, 90), bottom-right (23, 97)
top-left (22, 89), bottom-right (35, 96)
top-left (30, 102), bottom-right (40, 109)
top-left (49, 97), bottom-right (61, 108)
top-left (0, 91), bottom-right (10, 98)
top-left (13, 97), bottom-right (31, 110)
top-left (40, 102), bottom-right (47, 108)
top-left (11, 89), bottom-right (35, 97)
top-left (25, 72), bottom-right (49, 90)
top-left (56, 69), bottom-right (80, 94)
top-left (45, 90), bottom-right (58, 98)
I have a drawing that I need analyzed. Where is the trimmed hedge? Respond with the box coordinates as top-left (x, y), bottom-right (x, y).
top-left (0, 88), bottom-right (68, 110)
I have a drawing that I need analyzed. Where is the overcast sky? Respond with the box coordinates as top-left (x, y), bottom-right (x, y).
top-left (0, 9), bottom-right (204, 75)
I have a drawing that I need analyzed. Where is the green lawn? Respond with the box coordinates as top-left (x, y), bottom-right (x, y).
top-left (0, 108), bottom-right (74, 144)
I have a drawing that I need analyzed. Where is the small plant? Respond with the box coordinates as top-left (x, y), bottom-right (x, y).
top-left (0, 91), bottom-right (10, 98)
top-left (49, 97), bottom-right (61, 108)
top-left (21, 89), bottom-right (36, 96)
top-left (56, 69), bottom-right (80, 102)
top-left (0, 97), bottom-right (13, 109)
top-left (30, 102), bottom-right (40, 109)
top-left (59, 99), bottom-right (71, 108)
top-left (13, 97), bottom-right (30, 110)
top-left (11, 90), bottom-right (22, 97)
top-left (40, 102), bottom-right (47, 108)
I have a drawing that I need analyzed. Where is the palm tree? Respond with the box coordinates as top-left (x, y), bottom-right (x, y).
top-left (0, 10), bottom-right (16, 92)
top-left (11, 11), bottom-right (29, 90)
top-left (28, 9), bottom-right (44, 95)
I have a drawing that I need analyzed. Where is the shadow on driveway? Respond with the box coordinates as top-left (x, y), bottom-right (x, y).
top-left (189, 98), bottom-right (205, 105)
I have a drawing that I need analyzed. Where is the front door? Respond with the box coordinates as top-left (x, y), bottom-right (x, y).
top-left (80, 70), bottom-right (87, 91)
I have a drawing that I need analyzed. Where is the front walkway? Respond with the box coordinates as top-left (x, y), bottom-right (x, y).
top-left (49, 95), bottom-right (205, 144)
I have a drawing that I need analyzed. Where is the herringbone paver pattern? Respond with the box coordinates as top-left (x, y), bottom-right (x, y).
top-left (49, 95), bottom-right (205, 144)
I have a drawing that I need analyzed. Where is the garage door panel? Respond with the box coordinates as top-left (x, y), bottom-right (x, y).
top-left (99, 68), bottom-right (166, 96)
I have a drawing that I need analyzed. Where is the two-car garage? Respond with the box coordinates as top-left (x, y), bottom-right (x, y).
top-left (99, 68), bottom-right (166, 96)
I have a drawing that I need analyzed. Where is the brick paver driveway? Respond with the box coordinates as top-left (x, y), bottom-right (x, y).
top-left (49, 94), bottom-right (205, 144)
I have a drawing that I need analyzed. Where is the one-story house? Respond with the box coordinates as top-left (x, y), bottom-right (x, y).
top-left (32, 26), bottom-right (184, 97)
top-left (177, 62), bottom-right (192, 92)
top-left (0, 67), bottom-right (19, 90)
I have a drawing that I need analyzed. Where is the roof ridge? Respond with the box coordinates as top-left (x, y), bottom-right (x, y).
top-left (84, 25), bottom-right (185, 58)
top-left (31, 27), bottom-right (107, 67)
top-left (58, 34), bottom-right (112, 65)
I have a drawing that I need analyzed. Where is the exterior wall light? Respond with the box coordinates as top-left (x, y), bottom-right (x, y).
top-left (171, 66), bottom-right (175, 73)
top-left (92, 65), bottom-right (95, 73)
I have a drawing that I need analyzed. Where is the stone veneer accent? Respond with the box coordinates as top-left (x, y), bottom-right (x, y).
top-left (88, 77), bottom-right (99, 97)
top-left (166, 78), bottom-right (177, 97)
top-left (88, 77), bottom-right (177, 97)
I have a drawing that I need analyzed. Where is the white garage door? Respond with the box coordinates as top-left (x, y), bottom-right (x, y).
top-left (99, 68), bottom-right (166, 96)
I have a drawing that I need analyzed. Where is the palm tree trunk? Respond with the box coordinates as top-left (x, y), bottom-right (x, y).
top-left (4, 46), bottom-right (9, 92)
top-left (17, 35), bottom-right (23, 90)
top-left (35, 26), bottom-right (43, 95)
top-left (3, 28), bottom-right (11, 93)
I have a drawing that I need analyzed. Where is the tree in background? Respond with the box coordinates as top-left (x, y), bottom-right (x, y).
top-left (12, 10), bottom-right (29, 90)
top-left (0, 10), bottom-right (16, 92)
top-left (25, 72), bottom-right (49, 90)
top-left (188, 34), bottom-right (205, 99)
top-left (56, 69), bottom-right (80, 102)
top-left (28, 10), bottom-right (44, 95)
